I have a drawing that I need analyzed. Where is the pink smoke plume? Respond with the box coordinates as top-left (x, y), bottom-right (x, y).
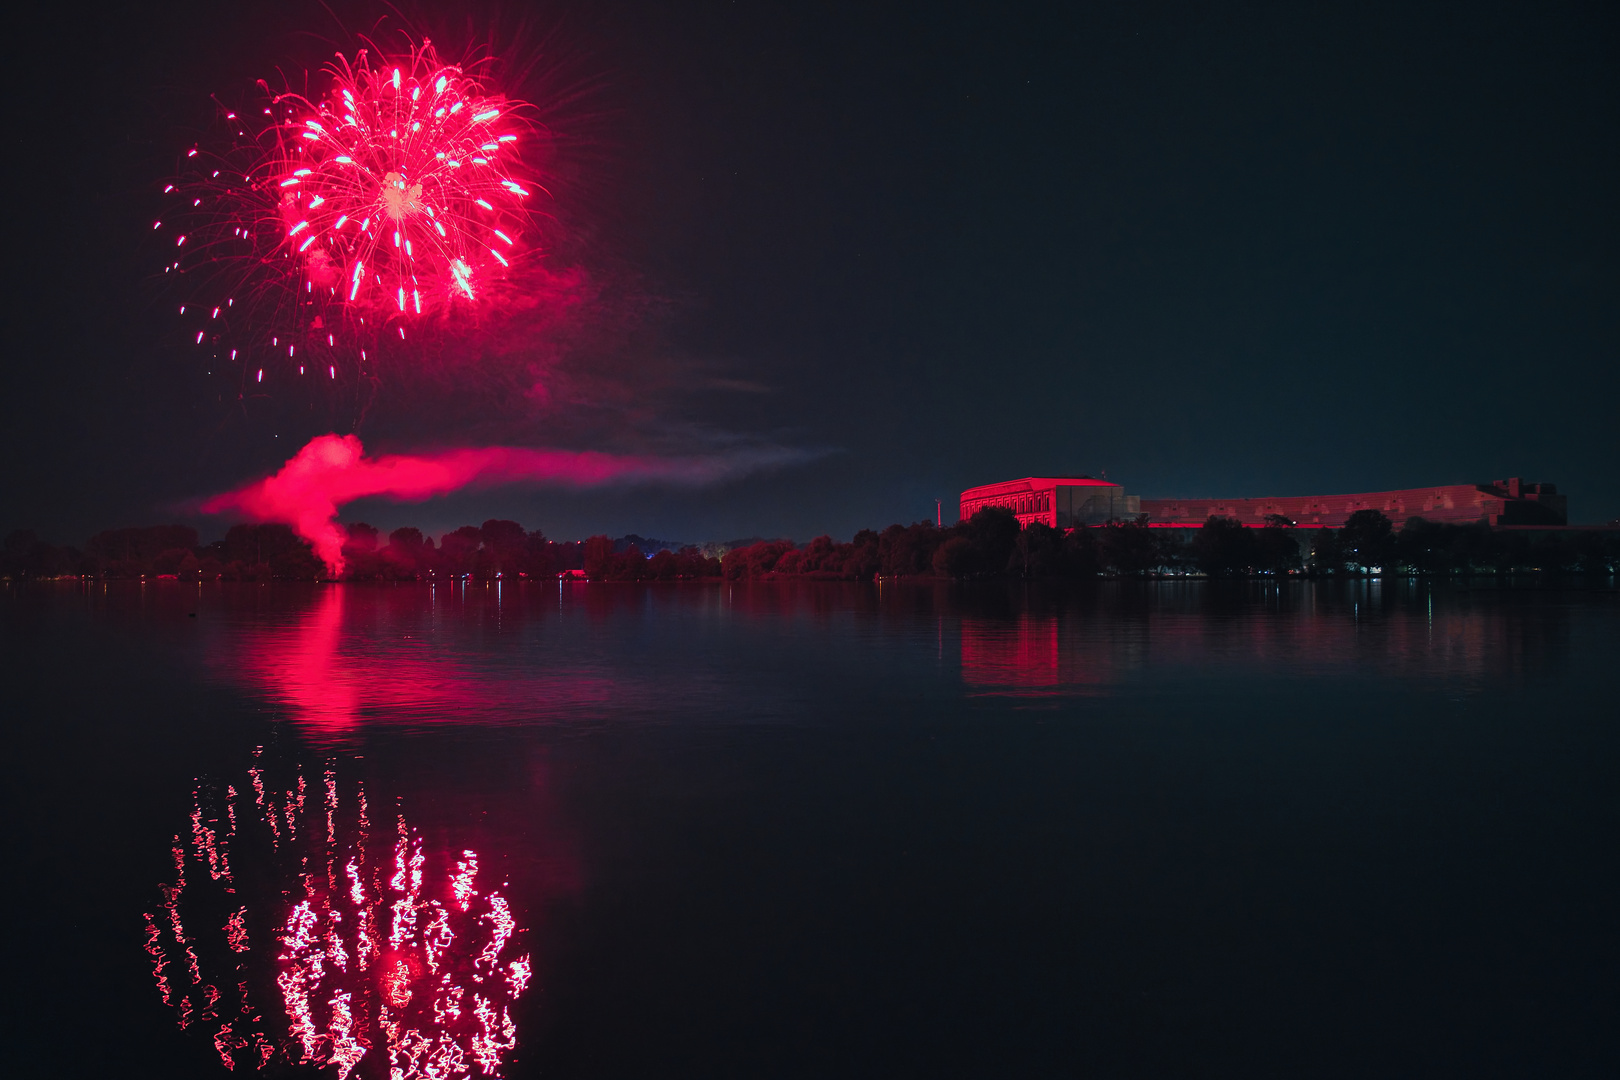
top-left (203, 434), bottom-right (787, 575)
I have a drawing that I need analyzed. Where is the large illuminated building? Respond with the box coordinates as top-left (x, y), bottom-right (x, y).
top-left (958, 477), bottom-right (1567, 528)
top-left (958, 476), bottom-right (1141, 528)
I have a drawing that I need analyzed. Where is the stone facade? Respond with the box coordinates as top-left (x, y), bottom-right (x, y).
top-left (1139, 479), bottom-right (1565, 528)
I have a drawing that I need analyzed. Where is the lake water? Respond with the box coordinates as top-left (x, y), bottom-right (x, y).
top-left (3, 579), bottom-right (1617, 1077)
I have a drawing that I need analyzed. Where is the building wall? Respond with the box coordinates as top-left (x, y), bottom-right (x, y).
top-left (1060, 487), bottom-right (1141, 528)
top-left (1140, 479), bottom-right (1565, 528)
top-left (959, 478), bottom-right (1140, 528)
top-left (961, 477), bottom-right (1568, 530)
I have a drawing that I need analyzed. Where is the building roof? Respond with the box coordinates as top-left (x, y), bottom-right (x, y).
top-left (961, 476), bottom-right (1121, 498)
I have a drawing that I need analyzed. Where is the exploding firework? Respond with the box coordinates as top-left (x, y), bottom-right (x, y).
top-left (143, 752), bottom-right (532, 1077)
top-left (159, 38), bottom-right (543, 398)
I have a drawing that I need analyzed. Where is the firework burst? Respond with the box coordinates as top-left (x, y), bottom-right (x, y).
top-left (160, 38), bottom-right (543, 400)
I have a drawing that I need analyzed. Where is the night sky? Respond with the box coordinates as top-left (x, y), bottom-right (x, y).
top-left (5, 0), bottom-right (1617, 545)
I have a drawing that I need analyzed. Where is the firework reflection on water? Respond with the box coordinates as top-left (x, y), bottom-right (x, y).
top-left (143, 749), bottom-right (533, 1077)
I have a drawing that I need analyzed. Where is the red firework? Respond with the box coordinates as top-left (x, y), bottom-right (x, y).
top-left (160, 39), bottom-right (543, 392)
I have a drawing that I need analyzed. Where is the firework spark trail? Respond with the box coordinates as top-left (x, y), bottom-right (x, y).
top-left (201, 433), bottom-right (810, 575)
top-left (163, 39), bottom-right (542, 390)
top-left (262, 41), bottom-right (537, 318)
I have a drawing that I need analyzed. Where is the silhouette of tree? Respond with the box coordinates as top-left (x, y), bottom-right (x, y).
top-left (1308, 528), bottom-right (1344, 575)
top-left (878, 522), bottom-right (938, 576)
top-left (962, 507), bottom-right (1021, 577)
top-left (1061, 526), bottom-right (1102, 577)
top-left (1574, 530), bottom-right (1611, 574)
top-left (521, 530), bottom-right (555, 578)
top-left (1339, 510), bottom-right (1395, 573)
top-left (583, 535), bottom-right (616, 580)
top-left (437, 526), bottom-right (483, 576)
top-left (87, 526), bottom-right (200, 576)
top-left (1255, 518), bottom-right (1303, 575)
top-left (931, 536), bottom-right (973, 578)
top-left (1100, 517), bottom-right (1159, 576)
top-left (1, 530), bottom-right (80, 579)
top-left (722, 540), bottom-right (796, 580)
top-left (1395, 517), bottom-right (1455, 574)
top-left (1009, 521), bottom-right (1066, 578)
top-left (844, 529), bottom-right (881, 578)
top-left (478, 519), bottom-right (527, 577)
top-left (1193, 516), bottom-right (1257, 576)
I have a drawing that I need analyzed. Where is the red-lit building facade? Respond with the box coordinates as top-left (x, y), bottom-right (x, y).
top-left (960, 476), bottom-right (1567, 528)
top-left (958, 477), bottom-right (1141, 528)
top-left (1139, 478), bottom-right (1565, 527)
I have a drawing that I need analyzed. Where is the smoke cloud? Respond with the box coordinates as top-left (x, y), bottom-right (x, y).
top-left (202, 433), bottom-right (806, 575)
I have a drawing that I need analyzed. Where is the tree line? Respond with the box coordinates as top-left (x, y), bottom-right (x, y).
top-left (2, 507), bottom-right (1615, 582)
top-left (719, 508), bottom-right (1616, 579)
top-left (0, 520), bottom-right (719, 583)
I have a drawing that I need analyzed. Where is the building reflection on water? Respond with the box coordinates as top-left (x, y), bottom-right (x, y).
top-left (955, 581), bottom-right (1572, 697)
top-left (143, 750), bottom-right (533, 1078)
top-left (960, 614), bottom-right (1114, 697)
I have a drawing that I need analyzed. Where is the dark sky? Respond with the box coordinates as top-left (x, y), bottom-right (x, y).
top-left (5, 0), bottom-right (1617, 544)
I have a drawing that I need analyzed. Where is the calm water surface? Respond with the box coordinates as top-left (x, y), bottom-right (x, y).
top-left (3, 579), bottom-right (1617, 1078)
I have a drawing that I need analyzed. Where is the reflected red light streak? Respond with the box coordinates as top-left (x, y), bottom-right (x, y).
top-left (191, 797), bottom-right (234, 885)
top-left (960, 614), bottom-right (1113, 699)
top-left (212, 1022), bottom-right (236, 1070)
top-left (477, 895), bottom-right (515, 975)
top-left (961, 615), bottom-right (1059, 692)
top-left (451, 851), bottom-right (478, 912)
top-left (327, 991), bottom-right (367, 1078)
top-left (347, 858), bottom-right (365, 906)
top-left (145, 757), bottom-right (534, 1077)
top-left (325, 769), bottom-right (338, 847)
top-left (142, 914), bottom-right (173, 1007)
top-left (225, 908), bottom-right (250, 952)
top-left (227, 585), bottom-right (614, 739)
top-left (506, 955), bottom-right (532, 996)
top-left (422, 904), bottom-right (453, 973)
